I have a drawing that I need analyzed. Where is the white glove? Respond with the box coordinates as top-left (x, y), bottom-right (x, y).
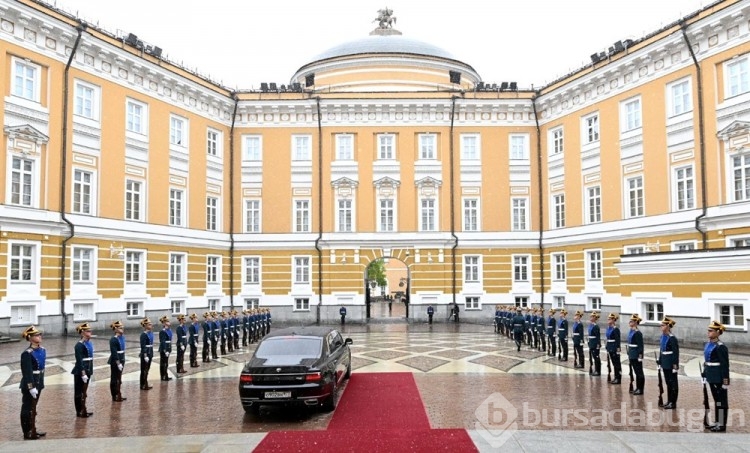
top-left (166, 352), bottom-right (170, 357)
top-left (181, 345), bottom-right (185, 351)
top-left (118, 363), bottom-right (123, 372)
top-left (29, 388), bottom-right (38, 399)
top-left (81, 375), bottom-right (89, 384)
top-left (144, 357), bottom-right (150, 363)
top-left (722, 385), bottom-right (729, 390)
top-left (638, 358), bottom-right (642, 362)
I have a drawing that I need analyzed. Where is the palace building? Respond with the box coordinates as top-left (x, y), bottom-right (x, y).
top-left (1, 0), bottom-right (749, 344)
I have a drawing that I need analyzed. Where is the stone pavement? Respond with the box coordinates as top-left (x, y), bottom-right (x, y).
top-left (0, 322), bottom-right (748, 451)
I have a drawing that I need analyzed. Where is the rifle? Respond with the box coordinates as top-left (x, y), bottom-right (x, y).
top-left (628, 361), bottom-right (634, 393)
top-left (655, 351), bottom-right (664, 407)
top-left (607, 352), bottom-right (612, 382)
top-left (573, 341), bottom-right (578, 366)
top-left (699, 362), bottom-right (711, 428)
top-left (557, 337), bottom-right (562, 360)
top-left (589, 349), bottom-right (593, 375)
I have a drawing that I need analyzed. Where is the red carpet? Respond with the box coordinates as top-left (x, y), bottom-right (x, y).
top-left (254, 372), bottom-right (477, 452)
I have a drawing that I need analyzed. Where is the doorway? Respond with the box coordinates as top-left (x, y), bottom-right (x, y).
top-left (365, 258), bottom-right (408, 321)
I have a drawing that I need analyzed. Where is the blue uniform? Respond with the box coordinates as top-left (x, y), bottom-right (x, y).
top-left (20, 345), bottom-right (46, 439)
top-left (704, 340), bottom-right (730, 428)
top-left (72, 339), bottom-right (94, 416)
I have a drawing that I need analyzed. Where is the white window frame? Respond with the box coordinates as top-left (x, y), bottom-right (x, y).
top-left (169, 188), bottom-right (185, 227)
top-left (463, 255), bottom-right (481, 284)
top-left (125, 179), bottom-right (144, 222)
top-left (624, 245), bottom-right (646, 255)
top-left (585, 249), bottom-right (603, 281)
top-left (207, 298), bottom-right (220, 312)
top-left (671, 240), bottom-right (697, 252)
top-left (717, 304), bottom-right (745, 329)
top-left (462, 197), bottom-right (479, 232)
top-left (336, 134), bottom-right (353, 160)
top-left (171, 300), bottom-right (185, 315)
top-left (244, 199), bottom-right (261, 233)
top-left (169, 253), bottom-right (186, 284)
top-left (551, 253), bottom-right (566, 282)
top-left (673, 165), bottom-right (695, 211)
top-left (511, 197), bottom-right (529, 231)
top-left (73, 303), bottom-right (95, 322)
top-left (244, 256), bottom-right (261, 285)
top-left (552, 296), bottom-right (566, 310)
top-left (726, 56), bottom-right (750, 98)
top-left (125, 98), bottom-right (148, 135)
top-left (552, 193), bottom-right (565, 229)
top-left (377, 133), bottom-right (396, 160)
top-left (621, 97), bottom-right (642, 132)
top-left (730, 151), bottom-right (750, 202)
top-left (72, 246), bottom-right (96, 284)
top-left (419, 133), bottom-right (436, 160)
top-left (73, 80), bottom-right (100, 121)
top-left (294, 199), bottom-right (311, 233)
top-left (72, 168), bottom-right (95, 215)
top-left (126, 301), bottom-right (143, 317)
top-left (419, 197), bottom-right (437, 232)
top-left (293, 256), bottom-right (311, 285)
top-left (582, 113), bottom-right (600, 144)
top-left (336, 198), bottom-right (354, 233)
top-left (244, 298), bottom-right (260, 310)
top-left (8, 155), bottom-right (38, 208)
top-left (465, 296), bottom-right (480, 310)
top-left (643, 301), bottom-right (664, 323)
top-left (292, 134), bottom-right (312, 161)
top-left (243, 135), bottom-right (262, 161)
top-left (294, 297), bottom-right (310, 311)
top-left (509, 134), bottom-right (529, 160)
top-left (550, 127), bottom-right (564, 155)
top-left (206, 196), bottom-right (219, 232)
top-left (378, 198), bottom-right (396, 232)
top-left (625, 176), bottom-right (644, 218)
top-left (207, 128), bottom-right (222, 158)
top-left (728, 236), bottom-right (750, 248)
top-left (667, 78), bottom-right (692, 117)
top-left (9, 242), bottom-right (37, 283)
top-left (170, 115), bottom-right (188, 147)
top-left (586, 185), bottom-right (602, 224)
top-left (515, 296), bottom-right (530, 309)
top-left (513, 255), bottom-right (530, 282)
top-left (206, 255), bottom-right (221, 285)
top-left (125, 251), bottom-right (144, 284)
top-left (460, 134), bottom-right (480, 161)
top-left (587, 296), bottom-right (602, 312)
top-left (12, 58), bottom-right (41, 102)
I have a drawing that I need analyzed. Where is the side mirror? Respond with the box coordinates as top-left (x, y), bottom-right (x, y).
top-left (345, 338), bottom-right (353, 345)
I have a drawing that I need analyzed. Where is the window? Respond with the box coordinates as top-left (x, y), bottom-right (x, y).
top-left (584, 113), bottom-right (600, 144)
top-left (515, 296), bottom-right (530, 308)
top-left (378, 134), bottom-right (395, 159)
top-left (513, 255), bottom-right (530, 282)
top-left (586, 186), bottom-right (602, 224)
top-left (170, 116), bottom-right (187, 146)
top-left (464, 256), bottom-right (480, 283)
top-left (207, 299), bottom-right (220, 312)
top-left (72, 169), bottom-right (94, 215)
top-left (510, 134), bottom-right (528, 160)
top-left (126, 99), bottom-right (147, 134)
top-left (626, 176), bottom-right (644, 218)
top-left (207, 129), bottom-right (220, 157)
top-left (292, 135), bottom-right (312, 161)
top-left (420, 198), bottom-right (436, 231)
top-left (379, 199), bottom-right (395, 232)
top-left (12, 59), bottom-right (40, 101)
top-left (169, 189), bottom-right (185, 227)
top-left (465, 296), bottom-right (480, 310)
top-left (10, 244), bottom-right (34, 282)
top-left (586, 250), bottom-right (602, 281)
top-left (171, 300), bottom-right (184, 315)
top-left (419, 134), bottom-right (436, 159)
top-left (244, 199), bottom-right (261, 233)
top-left (624, 246), bottom-right (645, 255)
top-left (74, 81), bottom-right (98, 120)
top-left (243, 135), bottom-right (262, 161)
top-left (126, 301), bottom-right (142, 317)
top-left (461, 134), bottom-right (480, 160)
top-left (245, 298), bottom-right (260, 310)
top-left (294, 257), bottom-right (310, 284)
top-left (169, 253), bottom-right (185, 284)
top-left (553, 194), bottom-right (565, 229)
top-left (644, 302), bottom-right (664, 322)
top-left (552, 253), bottom-right (566, 281)
top-left (512, 198), bottom-right (528, 231)
top-left (295, 298), bottom-right (310, 311)
top-left (206, 196), bottom-right (219, 231)
top-left (718, 304), bottom-right (744, 328)
top-left (552, 296), bottom-right (565, 310)
top-left (337, 199), bottom-right (353, 232)
top-left (73, 303), bottom-right (94, 321)
top-left (551, 127), bottom-right (564, 155)
top-left (669, 79), bottom-right (692, 116)
top-left (125, 251), bottom-right (143, 283)
top-left (336, 134), bottom-right (353, 160)
top-left (463, 198), bottom-right (479, 232)
top-left (294, 199), bottom-right (310, 233)
top-left (727, 57), bottom-right (749, 97)
top-left (244, 257), bottom-right (260, 284)
top-left (730, 237), bottom-right (750, 248)
top-left (731, 153), bottom-right (750, 202)
top-left (674, 166), bottom-right (695, 211)
top-left (672, 241), bottom-right (696, 251)
top-left (622, 97), bottom-right (642, 132)
top-left (125, 180), bottom-right (143, 221)
top-left (588, 296), bottom-right (602, 311)
top-left (72, 247), bottom-right (94, 283)
top-left (206, 256), bottom-right (220, 284)
top-left (10, 156), bottom-right (35, 207)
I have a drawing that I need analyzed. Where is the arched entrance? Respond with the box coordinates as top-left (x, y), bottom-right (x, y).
top-left (365, 257), bottom-right (409, 321)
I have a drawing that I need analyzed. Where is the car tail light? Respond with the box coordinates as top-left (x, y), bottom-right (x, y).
top-left (240, 374), bottom-right (253, 383)
top-left (305, 372), bottom-right (322, 382)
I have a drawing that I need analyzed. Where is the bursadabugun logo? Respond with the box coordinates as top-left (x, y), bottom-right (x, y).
top-left (474, 392), bottom-right (518, 448)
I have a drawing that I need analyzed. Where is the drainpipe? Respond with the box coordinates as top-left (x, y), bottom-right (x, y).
top-left (531, 94), bottom-right (545, 308)
top-left (314, 97), bottom-right (323, 324)
top-left (449, 96), bottom-right (459, 306)
top-left (228, 93), bottom-right (239, 308)
top-left (681, 21), bottom-right (708, 249)
top-left (59, 22), bottom-right (86, 336)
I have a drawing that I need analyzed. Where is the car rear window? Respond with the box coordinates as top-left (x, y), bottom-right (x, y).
top-left (255, 337), bottom-right (322, 359)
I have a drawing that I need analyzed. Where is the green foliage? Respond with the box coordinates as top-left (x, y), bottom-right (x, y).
top-left (367, 259), bottom-right (388, 287)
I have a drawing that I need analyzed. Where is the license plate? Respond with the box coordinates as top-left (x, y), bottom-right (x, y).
top-left (265, 391), bottom-right (291, 399)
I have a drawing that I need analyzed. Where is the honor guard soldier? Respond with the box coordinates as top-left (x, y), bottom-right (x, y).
top-left (572, 311), bottom-right (585, 368)
top-left (524, 307), bottom-right (534, 347)
top-left (512, 307), bottom-right (525, 352)
top-left (108, 321), bottom-right (127, 401)
top-left (536, 307), bottom-right (547, 352)
top-left (225, 310), bottom-right (234, 353)
top-left (72, 322), bottom-right (94, 418)
top-left (606, 313), bottom-right (622, 384)
top-left (265, 308), bottom-right (272, 336)
top-left (242, 309), bottom-right (250, 347)
top-left (233, 310), bottom-right (241, 350)
top-left (139, 318), bottom-right (154, 390)
top-left (211, 312), bottom-right (220, 359)
top-left (493, 305), bottom-right (502, 333)
top-left (175, 314), bottom-right (187, 373)
top-left (627, 314), bottom-right (645, 395)
top-left (340, 306), bottom-right (347, 325)
top-left (427, 305), bottom-right (435, 325)
top-left (219, 311), bottom-right (228, 356)
top-left (201, 312), bottom-right (212, 363)
top-left (546, 309), bottom-right (557, 357)
top-left (557, 309), bottom-right (569, 361)
top-left (158, 315), bottom-right (173, 381)
top-left (19, 326), bottom-right (46, 440)
top-left (704, 320), bottom-right (730, 432)
top-left (658, 316), bottom-right (679, 409)
top-left (505, 307), bottom-right (513, 339)
top-left (530, 308), bottom-right (539, 349)
top-left (188, 313), bottom-right (201, 368)
top-left (587, 312), bottom-right (602, 376)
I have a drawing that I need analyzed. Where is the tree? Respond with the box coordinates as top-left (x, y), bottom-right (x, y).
top-left (367, 259), bottom-right (388, 289)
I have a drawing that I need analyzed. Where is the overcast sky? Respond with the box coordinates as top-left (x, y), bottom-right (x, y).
top-left (51, 0), bottom-right (711, 90)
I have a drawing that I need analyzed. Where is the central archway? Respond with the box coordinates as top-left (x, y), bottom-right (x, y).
top-left (364, 257), bottom-right (409, 321)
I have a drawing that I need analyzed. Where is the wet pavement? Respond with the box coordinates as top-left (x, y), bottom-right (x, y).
top-left (0, 321), bottom-right (749, 451)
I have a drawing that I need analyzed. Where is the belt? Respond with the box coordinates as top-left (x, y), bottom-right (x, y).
top-left (587, 336), bottom-right (597, 339)
top-left (33, 370), bottom-right (44, 374)
top-left (628, 344), bottom-right (638, 347)
top-left (661, 351), bottom-right (673, 355)
top-left (704, 362), bottom-right (720, 366)
top-left (163, 341), bottom-right (171, 343)
top-left (607, 340), bottom-right (615, 342)
top-left (558, 328), bottom-right (565, 331)
top-left (573, 333), bottom-right (580, 336)
top-left (82, 357), bottom-right (93, 361)
top-left (117, 350), bottom-right (125, 353)
top-left (145, 345), bottom-right (153, 348)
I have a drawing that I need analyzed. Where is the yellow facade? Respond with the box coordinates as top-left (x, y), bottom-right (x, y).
top-left (1, 0), bottom-right (749, 342)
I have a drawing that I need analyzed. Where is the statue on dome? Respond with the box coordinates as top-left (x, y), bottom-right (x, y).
top-left (374, 7), bottom-right (396, 29)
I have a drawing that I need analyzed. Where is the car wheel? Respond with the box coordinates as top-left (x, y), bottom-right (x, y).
top-left (322, 379), bottom-right (337, 412)
top-left (243, 404), bottom-right (260, 416)
top-left (344, 353), bottom-right (352, 379)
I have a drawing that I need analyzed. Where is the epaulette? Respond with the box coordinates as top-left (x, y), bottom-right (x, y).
top-left (25, 347), bottom-right (33, 353)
